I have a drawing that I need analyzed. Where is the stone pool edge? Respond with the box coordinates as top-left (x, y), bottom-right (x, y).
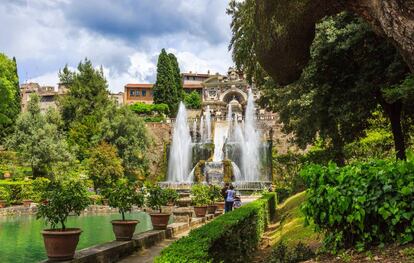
top-left (40, 213), bottom-right (217, 263)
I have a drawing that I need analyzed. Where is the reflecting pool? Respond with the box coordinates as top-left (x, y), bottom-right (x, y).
top-left (0, 211), bottom-right (153, 263)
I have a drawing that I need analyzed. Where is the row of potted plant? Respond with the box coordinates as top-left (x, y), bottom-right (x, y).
top-left (36, 179), bottom-right (174, 261)
top-left (192, 184), bottom-right (222, 217)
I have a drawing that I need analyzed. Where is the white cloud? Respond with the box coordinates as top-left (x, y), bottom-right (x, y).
top-left (0, 0), bottom-right (233, 92)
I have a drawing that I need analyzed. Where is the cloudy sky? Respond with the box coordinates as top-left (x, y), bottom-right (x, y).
top-left (0, 0), bottom-right (233, 92)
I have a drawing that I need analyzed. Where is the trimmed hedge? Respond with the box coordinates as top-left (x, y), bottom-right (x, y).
top-left (156, 193), bottom-right (277, 263)
top-left (0, 180), bottom-right (31, 204)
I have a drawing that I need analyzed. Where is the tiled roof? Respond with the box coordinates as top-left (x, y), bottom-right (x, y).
top-left (125, 83), bottom-right (154, 88)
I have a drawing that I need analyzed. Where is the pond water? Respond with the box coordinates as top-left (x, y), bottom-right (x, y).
top-left (0, 211), bottom-right (154, 263)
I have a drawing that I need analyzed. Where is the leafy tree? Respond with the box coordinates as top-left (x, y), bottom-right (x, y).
top-left (184, 91), bottom-right (202, 109)
top-left (86, 141), bottom-right (124, 191)
top-left (7, 94), bottom-right (74, 177)
top-left (58, 59), bottom-right (112, 159)
top-left (153, 49), bottom-right (182, 114)
top-left (0, 53), bottom-right (20, 142)
top-left (102, 106), bottom-right (150, 180)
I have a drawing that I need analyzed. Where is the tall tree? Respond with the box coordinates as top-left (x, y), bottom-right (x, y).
top-left (58, 59), bottom-right (112, 159)
top-left (168, 53), bottom-right (183, 101)
top-left (101, 106), bottom-right (150, 180)
top-left (0, 53), bottom-right (20, 142)
top-left (259, 13), bottom-right (412, 162)
top-left (153, 49), bottom-right (181, 114)
top-left (7, 94), bottom-right (73, 177)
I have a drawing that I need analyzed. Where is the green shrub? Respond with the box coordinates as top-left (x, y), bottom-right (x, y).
top-left (105, 179), bottom-right (144, 220)
top-left (301, 155), bottom-right (414, 252)
top-left (144, 115), bottom-right (165, 123)
top-left (191, 184), bottom-right (210, 206)
top-left (208, 185), bottom-right (221, 204)
top-left (164, 188), bottom-right (179, 204)
top-left (36, 179), bottom-right (90, 230)
top-left (0, 180), bottom-right (31, 204)
top-left (146, 185), bottom-right (169, 213)
top-left (0, 187), bottom-right (9, 201)
top-left (156, 193), bottom-right (276, 262)
top-left (129, 103), bottom-right (169, 115)
top-left (268, 242), bottom-right (314, 263)
top-left (31, 177), bottom-right (51, 202)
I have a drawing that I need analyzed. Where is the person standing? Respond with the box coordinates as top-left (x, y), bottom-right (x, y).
top-left (221, 182), bottom-right (229, 201)
top-left (225, 185), bottom-right (236, 213)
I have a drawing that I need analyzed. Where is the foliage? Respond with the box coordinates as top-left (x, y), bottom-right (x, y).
top-left (7, 94), bottom-right (74, 178)
top-left (153, 49), bottom-right (183, 115)
top-left (193, 160), bottom-right (206, 183)
top-left (36, 179), bottom-right (90, 230)
top-left (86, 141), bottom-right (124, 191)
top-left (156, 193), bottom-right (276, 263)
top-left (129, 103), bottom-right (169, 115)
top-left (164, 188), bottom-right (179, 204)
top-left (184, 91), bottom-right (202, 109)
top-left (208, 185), bottom-right (221, 204)
top-left (269, 242), bottom-right (315, 263)
top-left (0, 180), bottom-right (30, 203)
top-left (146, 185), bottom-right (169, 213)
top-left (191, 184), bottom-right (210, 206)
top-left (302, 155), bottom-right (414, 252)
top-left (104, 178), bottom-right (144, 220)
top-left (143, 115), bottom-right (165, 123)
top-left (0, 54), bottom-right (20, 142)
top-left (31, 177), bottom-right (51, 202)
top-left (102, 106), bottom-right (150, 180)
top-left (0, 187), bottom-right (9, 201)
top-left (222, 159), bottom-right (234, 183)
top-left (58, 60), bottom-right (112, 160)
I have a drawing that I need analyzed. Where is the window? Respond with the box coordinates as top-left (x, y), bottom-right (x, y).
top-left (192, 76), bottom-right (196, 80)
top-left (136, 89), bottom-right (140, 96)
top-left (142, 90), bottom-right (146, 96)
top-left (186, 76), bottom-right (189, 80)
top-left (130, 90), bottom-right (134, 97)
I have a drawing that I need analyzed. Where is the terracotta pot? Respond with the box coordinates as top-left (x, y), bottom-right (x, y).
top-left (207, 205), bottom-right (218, 214)
top-left (215, 202), bottom-right (225, 210)
top-left (150, 213), bottom-right (170, 230)
top-left (111, 220), bottom-right (138, 241)
top-left (42, 228), bottom-right (82, 261)
top-left (0, 200), bottom-right (6, 208)
top-left (23, 199), bottom-right (33, 207)
top-left (194, 206), bottom-right (208, 217)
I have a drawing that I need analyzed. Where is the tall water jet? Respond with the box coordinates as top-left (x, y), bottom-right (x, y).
top-left (200, 116), bottom-right (204, 142)
top-left (241, 90), bottom-right (261, 181)
top-left (212, 122), bottom-right (229, 162)
top-left (192, 119), bottom-right (197, 142)
top-left (167, 102), bottom-right (193, 182)
top-left (205, 106), bottom-right (212, 141)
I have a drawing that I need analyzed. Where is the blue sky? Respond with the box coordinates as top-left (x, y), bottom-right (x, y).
top-left (0, 0), bottom-right (233, 92)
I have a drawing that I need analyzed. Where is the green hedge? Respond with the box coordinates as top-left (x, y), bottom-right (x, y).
top-left (156, 193), bottom-right (277, 263)
top-left (0, 180), bottom-right (31, 204)
top-left (129, 103), bottom-right (169, 115)
top-left (301, 155), bottom-right (414, 251)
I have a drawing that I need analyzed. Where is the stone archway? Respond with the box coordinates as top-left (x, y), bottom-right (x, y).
top-left (220, 88), bottom-right (247, 105)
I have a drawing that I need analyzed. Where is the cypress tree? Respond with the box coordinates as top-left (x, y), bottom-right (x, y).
top-left (153, 49), bottom-right (182, 114)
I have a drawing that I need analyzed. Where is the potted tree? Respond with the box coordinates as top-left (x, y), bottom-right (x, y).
top-left (106, 179), bottom-right (144, 241)
top-left (0, 187), bottom-right (9, 208)
top-left (146, 185), bottom-right (170, 230)
top-left (191, 184), bottom-right (210, 217)
top-left (207, 185), bottom-right (221, 214)
top-left (21, 184), bottom-right (34, 207)
top-left (36, 179), bottom-right (90, 261)
top-left (164, 188), bottom-right (179, 206)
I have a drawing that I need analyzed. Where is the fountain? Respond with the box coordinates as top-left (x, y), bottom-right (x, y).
top-left (161, 91), bottom-right (272, 191)
top-left (167, 102), bottom-right (193, 183)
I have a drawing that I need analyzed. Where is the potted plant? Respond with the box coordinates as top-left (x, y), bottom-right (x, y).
top-left (105, 179), bottom-right (144, 241)
top-left (0, 187), bottom-right (9, 208)
top-left (164, 188), bottom-right (179, 206)
top-left (146, 185), bottom-right (170, 230)
top-left (191, 184), bottom-right (210, 217)
top-left (36, 179), bottom-right (90, 261)
top-left (207, 185), bottom-right (221, 214)
top-left (21, 184), bottom-right (34, 207)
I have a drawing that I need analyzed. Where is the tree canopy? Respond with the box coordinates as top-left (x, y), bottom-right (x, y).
top-left (0, 53), bottom-right (20, 142)
top-left (153, 49), bottom-right (183, 114)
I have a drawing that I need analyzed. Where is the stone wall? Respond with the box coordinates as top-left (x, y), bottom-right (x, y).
top-left (145, 123), bottom-right (171, 182)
